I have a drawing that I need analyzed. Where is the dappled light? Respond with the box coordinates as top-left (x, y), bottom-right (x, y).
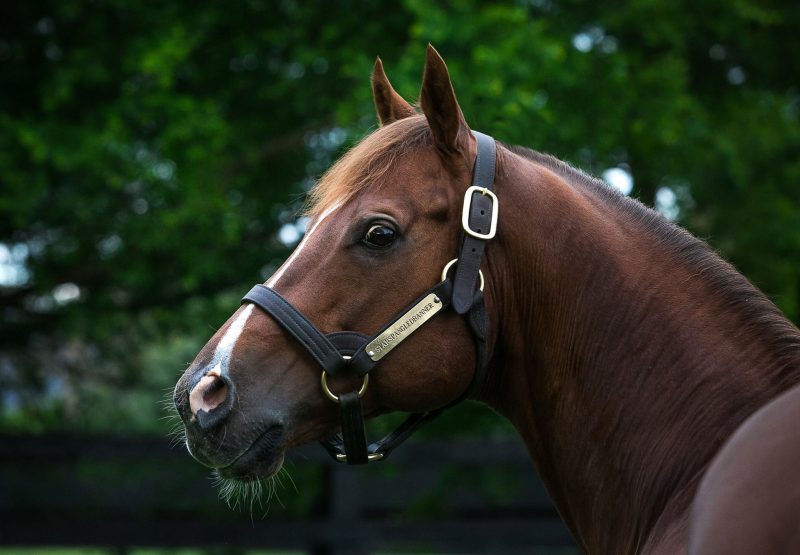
top-left (0, 243), bottom-right (29, 286)
top-left (656, 186), bottom-right (680, 220)
top-left (602, 167), bottom-right (633, 196)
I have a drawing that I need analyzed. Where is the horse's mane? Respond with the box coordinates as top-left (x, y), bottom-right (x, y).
top-left (506, 144), bottom-right (800, 376)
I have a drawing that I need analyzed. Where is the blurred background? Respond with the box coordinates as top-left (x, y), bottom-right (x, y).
top-left (1, 0), bottom-right (798, 554)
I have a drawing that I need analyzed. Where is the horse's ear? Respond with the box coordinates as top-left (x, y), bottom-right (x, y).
top-left (371, 57), bottom-right (416, 126)
top-left (419, 44), bottom-right (470, 155)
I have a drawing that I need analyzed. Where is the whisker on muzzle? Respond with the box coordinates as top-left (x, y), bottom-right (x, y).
top-left (161, 386), bottom-right (188, 449)
top-left (210, 468), bottom-right (296, 517)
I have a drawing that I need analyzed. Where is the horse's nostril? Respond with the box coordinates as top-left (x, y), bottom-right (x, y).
top-left (189, 372), bottom-right (228, 416)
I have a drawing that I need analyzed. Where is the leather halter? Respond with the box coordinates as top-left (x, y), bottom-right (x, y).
top-left (242, 131), bottom-right (498, 464)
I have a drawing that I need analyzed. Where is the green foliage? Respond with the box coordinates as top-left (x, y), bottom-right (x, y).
top-left (1, 0), bottom-right (798, 434)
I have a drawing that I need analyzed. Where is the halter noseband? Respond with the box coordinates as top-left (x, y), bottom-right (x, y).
top-left (241, 131), bottom-right (498, 464)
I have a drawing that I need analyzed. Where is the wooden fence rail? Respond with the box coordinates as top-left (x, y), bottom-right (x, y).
top-left (0, 434), bottom-right (577, 554)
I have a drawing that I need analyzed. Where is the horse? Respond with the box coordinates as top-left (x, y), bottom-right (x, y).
top-left (689, 380), bottom-right (800, 553)
top-left (173, 45), bottom-right (800, 553)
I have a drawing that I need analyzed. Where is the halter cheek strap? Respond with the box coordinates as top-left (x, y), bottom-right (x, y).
top-left (453, 131), bottom-right (498, 314)
top-left (241, 131), bottom-right (498, 464)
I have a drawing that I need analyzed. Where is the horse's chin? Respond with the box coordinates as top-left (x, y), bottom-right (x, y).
top-left (216, 426), bottom-right (287, 481)
top-left (218, 450), bottom-right (285, 481)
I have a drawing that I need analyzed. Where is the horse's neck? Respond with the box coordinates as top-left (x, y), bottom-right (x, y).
top-left (480, 152), bottom-right (800, 553)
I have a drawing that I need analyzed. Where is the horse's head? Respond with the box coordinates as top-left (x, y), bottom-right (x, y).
top-left (173, 46), bottom-right (494, 483)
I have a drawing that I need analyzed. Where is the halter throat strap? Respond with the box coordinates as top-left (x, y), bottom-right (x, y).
top-left (241, 131), bottom-right (497, 464)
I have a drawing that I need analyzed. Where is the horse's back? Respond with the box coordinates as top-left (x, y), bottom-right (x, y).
top-left (690, 382), bottom-right (800, 554)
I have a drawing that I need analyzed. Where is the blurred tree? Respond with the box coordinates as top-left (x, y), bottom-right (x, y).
top-left (0, 0), bottom-right (798, 434)
top-left (0, 0), bottom-right (414, 432)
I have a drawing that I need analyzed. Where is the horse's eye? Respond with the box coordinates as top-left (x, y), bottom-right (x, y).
top-left (363, 224), bottom-right (396, 248)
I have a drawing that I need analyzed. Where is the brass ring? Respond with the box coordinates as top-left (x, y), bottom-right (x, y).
top-left (320, 371), bottom-right (369, 403)
top-left (440, 258), bottom-right (485, 291)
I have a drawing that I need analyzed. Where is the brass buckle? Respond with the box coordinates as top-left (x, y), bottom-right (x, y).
top-left (441, 258), bottom-right (484, 291)
top-left (462, 185), bottom-right (498, 240)
top-left (320, 356), bottom-right (368, 403)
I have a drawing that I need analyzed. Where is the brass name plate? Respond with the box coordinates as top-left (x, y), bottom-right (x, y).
top-left (365, 293), bottom-right (443, 362)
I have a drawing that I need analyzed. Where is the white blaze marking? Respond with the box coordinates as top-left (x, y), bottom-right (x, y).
top-left (267, 202), bottom-right (342, 289)
top-left (210, 303), bottom-right (254, 374)
top-left (204, 202), bottom-right (342, 375)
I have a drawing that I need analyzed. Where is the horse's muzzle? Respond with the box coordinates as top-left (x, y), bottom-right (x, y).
top-left (174, 365), bottom-right (287, 479)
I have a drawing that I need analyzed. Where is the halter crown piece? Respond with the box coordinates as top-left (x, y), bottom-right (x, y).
top-left (242, 131), bottom-right (498, 464)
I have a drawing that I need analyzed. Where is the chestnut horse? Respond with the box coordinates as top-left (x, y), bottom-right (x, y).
top-left (174, 46), bottom-right (800, 553)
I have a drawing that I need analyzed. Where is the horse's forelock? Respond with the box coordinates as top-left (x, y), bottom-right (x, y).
top-left (305, 115), bottom-right (432, 216)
